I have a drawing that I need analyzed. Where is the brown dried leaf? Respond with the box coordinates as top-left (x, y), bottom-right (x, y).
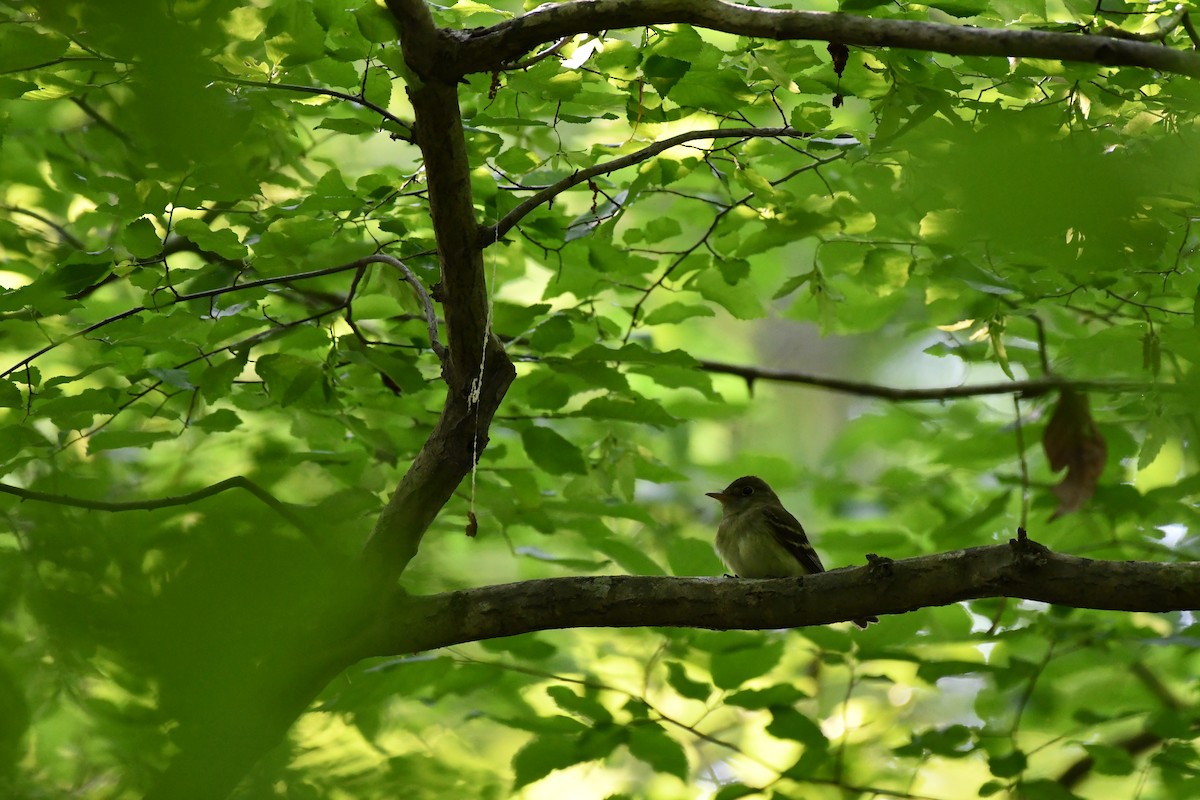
top-left (1042, 389), bottom-right (1107, 518)
top-left (827, 42), bottom-right (849, 78)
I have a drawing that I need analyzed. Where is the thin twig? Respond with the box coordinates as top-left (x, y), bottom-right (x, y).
top-left (1, 206), bottom-right (86, 248)
top-left (506, 35), bottom-right (575, 68)
top-left (217, 77), bottom-right (414, 140)
top-left (699, 360), bottom-right (1165, 401)
top-left (0, 476), bottom-right (323, 544)
top-left (480, 127), bottom-right (858, 243)
top-left (1, 255), bottom-right (440, 379)
top-left (1013, 395), bottom-right (1030, 532)
top-left (1096, 5), bottom-right (1191, 43)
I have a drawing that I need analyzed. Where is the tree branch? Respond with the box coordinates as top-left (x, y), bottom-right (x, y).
top-left (698, 360), bottom-right (1169, 400)
top-left (447, 0), bottom-right (1200, 78)
top-left (363, 0), bottom-right (516, 573)
top-left (0, 255), bottom-right (427, 380)
top-left (479, 127), bottom-right (855, 244)
top-left (0, 477), bottom-right (321, 544)
top-left (217, 77), bottom-right (414, 141)
top-left (390, 543), bottom-right (1200, 655)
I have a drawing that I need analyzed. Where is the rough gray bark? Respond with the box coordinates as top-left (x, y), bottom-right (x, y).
top-left (447, 0), bottom-right (1200, 78)
top-left (390, 542), bottom-right (1200, 653)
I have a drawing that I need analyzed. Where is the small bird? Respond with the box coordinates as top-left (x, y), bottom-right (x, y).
top-left (706, 475), bottom-right (877, 629)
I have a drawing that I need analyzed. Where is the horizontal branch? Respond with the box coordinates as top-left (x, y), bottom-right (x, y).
top-left (448, 0), bottom-right (1200, 78)
top-left (1, 255), bottom-right (435, 379)
top-left (390, 542), bottom-right (1200, 654)
top-left (479, 127), bottom-right (848, 243)
top-left (698, 360), bottom-right (1168, 400)
top-left (217, 77), bottom-right (414, 141)
top-left (0, 476), bottom-right (321, 543)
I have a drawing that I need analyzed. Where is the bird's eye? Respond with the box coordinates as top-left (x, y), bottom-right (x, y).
top-left (740, 485), bottom-right (754, 497)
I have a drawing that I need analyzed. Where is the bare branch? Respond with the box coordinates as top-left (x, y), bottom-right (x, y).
top-left (698, 360), bottom-right (1169, 400)
top-left (390, 543), bottom-right (1200, 654)
top-left (448, 0), bottom-right (1200, 78)
top-left (358, 254), bottom-right (447, 361)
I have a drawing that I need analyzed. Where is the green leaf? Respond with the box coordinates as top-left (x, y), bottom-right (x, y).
top-left (664, 535), bottom-right (723, 577)
top-left (173, 219), bottom-right (248, 260)
top-left (528, 316), bottom-right (576, 352)
top-left (198, 356), bottom-right (247, 403)
top-left (0, 381), bottom-right (23, 409)
top-left (766, 707), bottom-right (829, 748)
top-left (316, 116), bottom-right (379, 135)
top-left (725, 684), bottom-right (808, 709)
top-left (664, 662), bottom-right (711, 701)
top-left (255, 354), bottom-right (327, 407)
top-left (123, 218), bottom-right (162, 259)
top-left (641, 303), bottom-right (715, 326)
top-left (988, 748), bottom-right (1027, 778)
top-left (709, 638), bottom-right (784, 690)
top-left (642, 55), bottom-right (691, 99)
top-left (573, 396), bottom-right (679, 427)
top-left (521, 426), bottom-right (588, 475)
top-left (87, 430), bottom-right (177, 454)
top-left (626, 723), bottom-right (689, 780)
top-left (0, 79), bottom-right (37, 99)
top-left (511, 735), bottom-right (585, 789)
top-left (193, 409), bottom-right (242, 432)
top-left (1081, 743), bottom-right (1135, 776)
top-left (546, 686), bottom-right (613, 725)
top-left (1011, 779), bottom-right (1085, 800)
top-left (693, 270), bottom-right (765, 320)
top-left (582, 532), bottom-right (666, 576)
top-left (355, 1), bottom-right (403, 42)
top-left (0, 27), bottom-right (67, 73)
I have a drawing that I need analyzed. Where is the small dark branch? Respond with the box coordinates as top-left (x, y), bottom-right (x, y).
top-left (1183, 11), bottom-right (1200, 49)
top-left (0, 256), bottom-right (407, 379)
top-left (218, 77), bottom-right (414, 141)
top-left (1, 205), bottom-right (86, 248)
top-left (71, 96), bottom-right (136, 148)
top-left (389, 545), bottom-right (1200, 655)
top-left (1057, 730), bottom-right (1166, 790)
top-left (698, 360), bottom-right (1167, 400)
top-left (449, 0), bottom-right (1200, 78)
top-left (507, 35), bottom-right (575, 69)
top-left (481, 127), bottom-right (842, 243)
top-left (1096, 5), bottom-right (1190, 43)
top-left (0, 477), bottom-right (321, 543)
top-left (1130, 660), bottom-right (1184, 711)
top-left (0, 55), bottom-right (118, 76)
top-left (1013, 397), bottom-right (1030, 531)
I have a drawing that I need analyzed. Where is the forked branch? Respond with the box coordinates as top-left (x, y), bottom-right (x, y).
top-left (448, 0), bottom-right (1200, 78)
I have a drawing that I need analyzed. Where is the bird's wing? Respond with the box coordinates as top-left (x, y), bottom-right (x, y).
top-left (762, 505), bottom-right (826, 574)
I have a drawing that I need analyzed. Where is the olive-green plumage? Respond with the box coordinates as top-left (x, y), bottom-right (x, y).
top-left (707, 475), bottom-right (876, 629)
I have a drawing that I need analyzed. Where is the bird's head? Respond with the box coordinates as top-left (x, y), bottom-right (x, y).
top-left (705, 475), bottom-right (780, 512)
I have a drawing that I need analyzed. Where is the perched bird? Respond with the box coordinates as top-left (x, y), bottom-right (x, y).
top-left (706, 475), bottom-right (877, 629)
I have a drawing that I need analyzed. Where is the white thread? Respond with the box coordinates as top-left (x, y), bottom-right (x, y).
top-left (469, 224), bottom-right (500, 522)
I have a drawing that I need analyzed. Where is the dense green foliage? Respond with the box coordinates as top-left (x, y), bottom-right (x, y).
top-left (2, 0), bottom-right (1199, 798)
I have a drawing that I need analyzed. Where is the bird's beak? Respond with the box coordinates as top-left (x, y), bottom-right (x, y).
top-left (705, 491), bottom-right (727, 502)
